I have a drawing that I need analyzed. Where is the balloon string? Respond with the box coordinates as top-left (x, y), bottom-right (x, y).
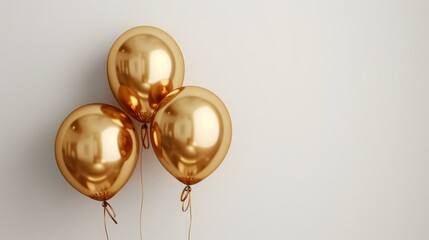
top-left (139, 123), bottom-right (150, 240)
top-left (141, 124), bottom-right (150, 149)
top-left (102, 201), bottom-right (117, 240)
top-left (181, 186), bottom-right (192, 240)
top-left (139, 140), bottom-right (145, 240)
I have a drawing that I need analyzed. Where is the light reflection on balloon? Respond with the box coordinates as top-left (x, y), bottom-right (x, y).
top-left (149, 49), bottom-right (172, 84)
top-left (192, 106), bottom-right (220, 147)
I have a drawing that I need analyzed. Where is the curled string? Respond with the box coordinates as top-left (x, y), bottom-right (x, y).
top-left (141, 123), bottom-right (150, 149)
top-left (180, 186), bottom-right (192, 240)
top-left (102, 201), bottom-right (117, 240)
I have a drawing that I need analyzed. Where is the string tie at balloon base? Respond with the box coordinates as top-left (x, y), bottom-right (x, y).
top-left (181, 185), bottom-right (192, 212)
top-left (180, 185), bottom-right (192, 240)
top-left (102, 201), bottom-right (117, 240)
top-left (141, 123), bottom-right (150, 149)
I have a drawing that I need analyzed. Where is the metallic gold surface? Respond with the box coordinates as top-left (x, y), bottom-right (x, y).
top-left (55, 104), bottom-right (139, 201)
top-left (107, 26), bottom-right (185, 123)
top-left (151, 86), bottom-right (232, 185)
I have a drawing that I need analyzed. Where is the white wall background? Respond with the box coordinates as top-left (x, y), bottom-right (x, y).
top-left (1, 0), bottom-right (428, 239)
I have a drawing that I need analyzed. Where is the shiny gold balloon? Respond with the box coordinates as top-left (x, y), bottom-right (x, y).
top-left (151, 86), bottom-right (232, 185)
top-left (107, 26), bottom-right (185, 123)
top-left (55, 104), bottom-right (139, 201)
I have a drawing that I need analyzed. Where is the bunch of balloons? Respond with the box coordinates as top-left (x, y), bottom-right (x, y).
top-left (55, 26), bottom-right (232, 238)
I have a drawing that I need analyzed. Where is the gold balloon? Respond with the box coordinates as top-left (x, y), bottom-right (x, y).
top-left (107, 26), bottom-right (185, 123)
top-left (55, 104), bottom-right (139, 201)
top-left (151, 86), bottom-right (232, 185)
